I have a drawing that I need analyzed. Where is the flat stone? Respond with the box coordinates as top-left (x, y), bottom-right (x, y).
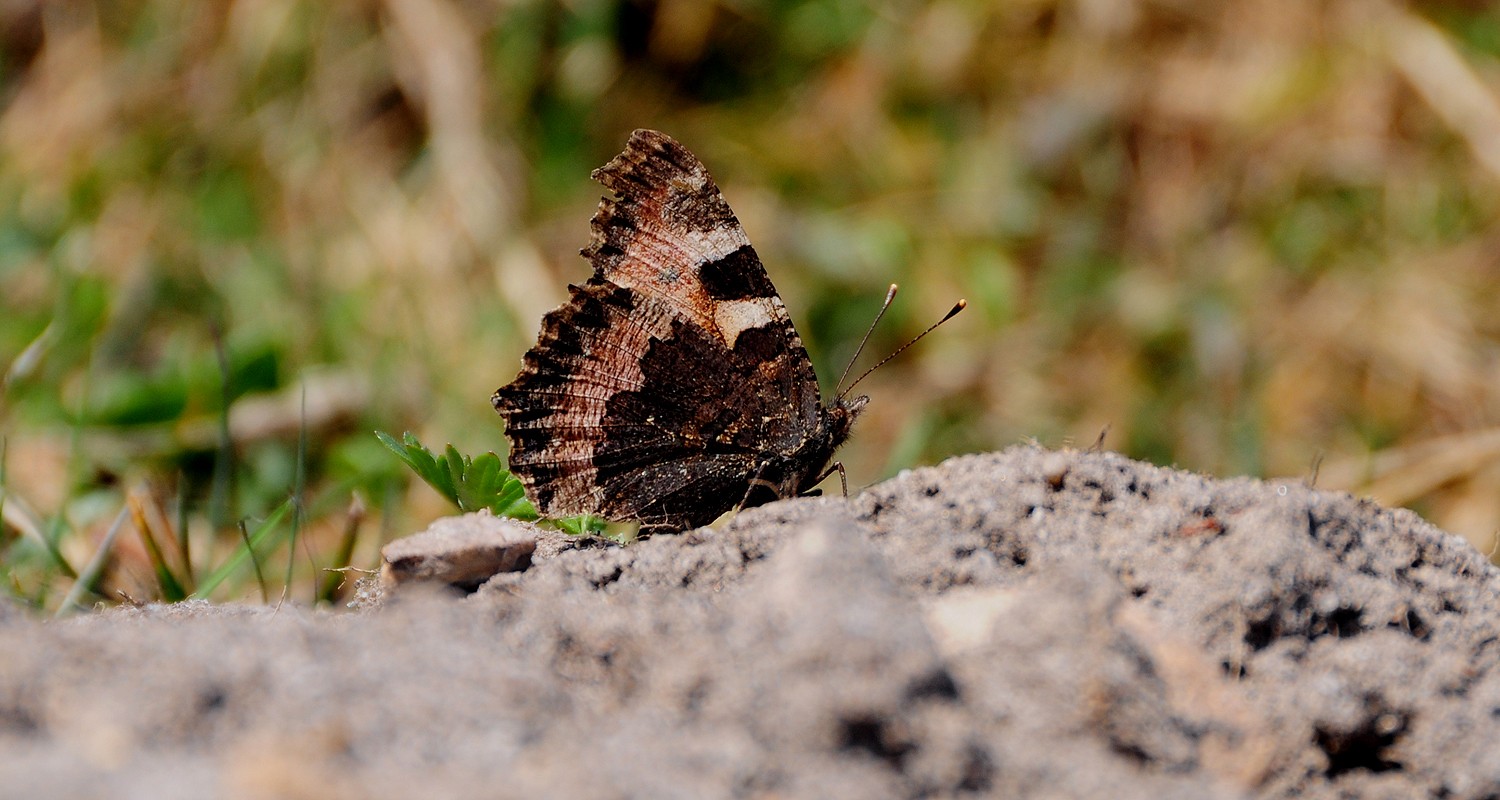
top-left (380, 510), bottom-right (539, 590)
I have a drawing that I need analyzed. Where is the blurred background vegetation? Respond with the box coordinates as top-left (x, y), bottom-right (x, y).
top-left (4, 0), bottom-right (1500, 608)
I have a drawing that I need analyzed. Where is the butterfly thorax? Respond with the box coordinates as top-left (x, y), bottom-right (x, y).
top-left (740, 393), bottom-right (868, 508)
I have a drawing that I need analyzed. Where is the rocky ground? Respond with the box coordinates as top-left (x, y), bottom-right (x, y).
top-left (1, 446), bottom-right (1497, 799)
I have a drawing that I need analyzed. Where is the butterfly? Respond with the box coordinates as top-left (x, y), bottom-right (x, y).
top-left (493, 130), bottom-right (960, 534)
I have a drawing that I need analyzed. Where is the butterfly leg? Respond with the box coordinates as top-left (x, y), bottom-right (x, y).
top-left (736, 462), bottom-right (786, 512)
top-left (805, 461), bottom-right (848, 497)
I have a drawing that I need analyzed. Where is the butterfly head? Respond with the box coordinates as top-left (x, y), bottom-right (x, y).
top-left (825, 392), bottom-right (869, 443)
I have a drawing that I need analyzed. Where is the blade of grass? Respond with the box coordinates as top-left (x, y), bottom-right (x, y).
top-left (33, 336), bottom-right (100, 583)
top-left (174, 473), bottom-right (194, 588)
top-left (128, 490), bottom-right (187, 601)
top-left (209, 322), bottom-right (234, 530)
top-left (56, 325), bottom-right (106, 547)
top-left (2, 320), bottom-right (57, 391)
top-left (142, 484), bottom-right (195, 595)
top-left (286, 382), bottom-right (307, 600)
top-left (191, 498), bottom-right (294, 600)
top-left (0, 438), bottom-right (6, 535)
top-left (238, 519), bottom-right (269, 603)
top-left (318, 492), bottom-right (366, 604)
top-left (54, 503), bottom-right (132, 617)
top-left (0, 489), bottom-right (78, 580)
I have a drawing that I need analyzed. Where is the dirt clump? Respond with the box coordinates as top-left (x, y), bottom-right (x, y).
top-left (0, 446), bottom-right (1496, 799)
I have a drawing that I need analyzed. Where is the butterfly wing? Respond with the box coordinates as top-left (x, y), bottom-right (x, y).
top-left (494, 130), bottom-right (834, 532)
top-left (495, 278), bottom-right (808, 531)
top-left (583, 129), bottom-right (824, 432)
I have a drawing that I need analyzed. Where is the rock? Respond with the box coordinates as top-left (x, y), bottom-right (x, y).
top-left (379, 510), bottom-right (538, 591)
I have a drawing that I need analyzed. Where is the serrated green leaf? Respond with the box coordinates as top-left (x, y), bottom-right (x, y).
top-left (494, 480), bottom-right (533, 519)
top-left (469, 451), bottom-right (501, 482)
top-left (556, 513), bottom-right (609, 536)
top-left (417, 437), bottom-right (458, 502)
top-left (377, 432), bottom-right (584, 534)
top-left (443, 445), bottom-right (466, 489)
top-left (378, 431), bottom-right (461, 507)
top-left (459, 452), bottom-right (502, 512)
top-left (374, 430), bottom-right (405, 457)
top-left (377, 431), bottom-right (540, 522)
top-left (378, 430), bottom-right (415, 465)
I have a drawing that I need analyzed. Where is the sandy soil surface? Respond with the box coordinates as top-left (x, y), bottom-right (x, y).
top-left (2, 446), bottom-right (1498, 799)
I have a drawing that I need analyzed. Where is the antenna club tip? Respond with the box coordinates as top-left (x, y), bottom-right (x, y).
top-left (837, 292), bottom-right (964, 397)
top-left (956, 299), bottom-right (968, 309)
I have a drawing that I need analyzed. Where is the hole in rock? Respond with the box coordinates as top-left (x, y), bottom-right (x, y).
top-left (1315, 711), bottom-right (1407, 778)
top-left (839, 715), bottom-right (914, 770)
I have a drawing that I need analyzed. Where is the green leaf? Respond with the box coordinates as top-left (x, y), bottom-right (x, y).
top-left (378, 432), bottom-right (633, 537)
top-left (375, 430), bottom-right (457, 507)
top-left (556, 514), bottom-right (605, 536)
top-left (455, 451), bottom-right (501, 513)
top-left (375, 431), bottom-right (536, 519)
top-left (443, 445), bottom-right (467, 501)
top-left (493, 475), bottom-right (530, 518)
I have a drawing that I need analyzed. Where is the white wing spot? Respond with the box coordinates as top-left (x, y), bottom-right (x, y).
top-left (715, 299), bottom-right (774, 348)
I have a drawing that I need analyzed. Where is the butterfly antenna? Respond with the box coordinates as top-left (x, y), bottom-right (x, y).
top-left (837, 297), bottom-right (966, 401)
top-left (832, 283), bottom-right (899, 398)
